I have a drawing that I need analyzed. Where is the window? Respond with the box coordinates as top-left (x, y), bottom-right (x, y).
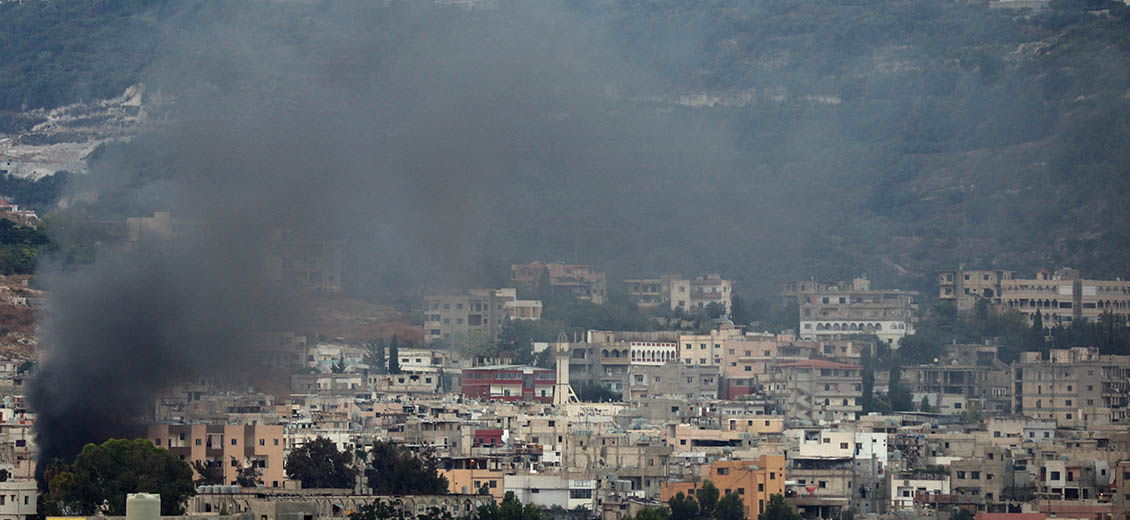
top-left (231, 438), bottom-right (237, 446)
top-left (840, 443), bottom-right (849, 449)
top-left (155, 438), bottom-right (162, 446)
top-left (758, 484), bottom-right (764, 492)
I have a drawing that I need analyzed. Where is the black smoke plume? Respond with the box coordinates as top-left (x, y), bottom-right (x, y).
top-left (30, 1), bottom-right (754, 474)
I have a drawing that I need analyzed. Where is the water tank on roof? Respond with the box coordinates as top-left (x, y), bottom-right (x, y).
top-left (126, 493), bottom-right (161, 520)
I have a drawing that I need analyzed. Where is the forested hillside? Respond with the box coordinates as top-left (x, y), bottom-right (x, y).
top-left (1, 0), bottom-right (1128, 302)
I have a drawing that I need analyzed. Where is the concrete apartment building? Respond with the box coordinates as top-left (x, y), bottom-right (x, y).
top-left (661, 455), bottom-right (785, 519)
top-left (1012, 347), bottom-right (1130, 427)
top-left (949, 447), bottom-right (1016, 511)
top-left (767, 359), bottom-right (863, 424)
top-left (939, 269), bottom-right (1015, 312)
top-left (907, 346), bottom-right (1012, 415)
top-left (624, 362), bottom-right (720, 401)
top-left (569, 331), bottom-right (683, 394)
top-left (999, 268), bottom-right (1130, 326)
top-left (264, 230), bottom-right (345, 295)
top-left (512, 262), bottom-right (607, 304)
top-left (788, 277), bottom-right (918, 346)
top-left (148, 424), bottom-right (286, 488)
top-left (424, 288), bottom-right (540, 343)
top-left (505, 474), bottom-right (597, 511)
top-left (1115, 460), bottom-right (1130, 518)
top-left (626, 274), bottom-right (733, 314)
top-left (785, 429), bottom-right (888, 516)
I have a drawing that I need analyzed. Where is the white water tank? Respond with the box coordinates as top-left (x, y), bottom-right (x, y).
top-left (126, 493), bottom-right (161, 520)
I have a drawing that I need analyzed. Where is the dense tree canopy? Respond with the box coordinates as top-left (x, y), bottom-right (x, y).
top-left (42, 438), bottom-right (195, 516)
top-left (758, 495), bottom-right (801, 520)
top-left (285, 437), bottom-right (358, 489)
top-left (365, 441), bottom-right (448, 495)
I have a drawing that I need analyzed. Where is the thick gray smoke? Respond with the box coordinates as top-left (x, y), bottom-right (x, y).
top-left (30, 1), bottom-right (758, 470)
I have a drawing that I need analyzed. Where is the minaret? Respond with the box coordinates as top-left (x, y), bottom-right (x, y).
top-left (553, 331), bottom-right (578, 406)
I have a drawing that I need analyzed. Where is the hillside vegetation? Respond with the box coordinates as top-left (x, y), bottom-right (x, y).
top-left (2, 0), bottom-right (1128, 302)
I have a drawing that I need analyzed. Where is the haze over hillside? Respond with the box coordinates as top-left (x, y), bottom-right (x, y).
top-left (1, 0), bottom-right (1128, 301)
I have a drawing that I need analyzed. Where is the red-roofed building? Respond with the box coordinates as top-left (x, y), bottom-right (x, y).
top-left (461, 365), bottom-right (555, 403)
top-left (473, 429), bottom-right (504, 447)
top-left (768, 359), bottom-right (862, 423)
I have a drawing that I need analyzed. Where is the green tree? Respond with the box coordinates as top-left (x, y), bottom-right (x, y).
top-left (365, 339), bottom-right (387, 373)
top-left (757, 494), bottom-right (800, 520)
top-left (285, 437), bottom-right (357, 489)
top-left (696, 481), bottom-right (720, 519)
top-left (668, 492), bottom-right (700, 520)
top-left (576, 382), bottom-right (621, 402)
top-left (42, 438), bottom-right (195, 516)
top-left (1030, 311), bottom-right (1046, 347)
top-left (388, 335), bottom-right (401, 374)
top-left (716, 493), bottom-right (744, 520)
top-left (497, 491), bottom-right (543, 520)
top-left (952, 508), bottom-right (975, 520)
top-left (366, 441), bottom-right (448, 495)
top-left (730, 294), bottom-right (752, 327)
top-left (633, 507), bottom-right (672, 520)
top-left (476, 499), bottom-right (501, 520)
top-left (350, 500), bottom-right (406, 520)
top-left (703, 302), bottom-right (727, 320)
top-left (191, 459), bottom-right (223, 486)
top-left (233, 457), bottom-right (262, 488)
top-left (468, 330), bottom-right (500, 360)
top-left (497, 318), bottom-right (541, 364)
top-left (888, 362), bottom-right (915, 412)
top-left (331, 354), bottom-right (347, 374)
top-left (860, 348), bottom-right (875, 412)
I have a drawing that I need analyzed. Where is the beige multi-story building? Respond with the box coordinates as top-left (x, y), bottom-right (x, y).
top-left (789, 277), bottom-right (918, 346)
top-left (661, 456), bottom-right (786, 519)
top-left (1000, 268), bottom-right (1130, 326)
top-left (1012, 347), bottom-right (1130, 427)
top-left (148, 424), bottom-right (287, 488)
top-left (512, 262), bottom-right (606, 304)
top-left (627, 274), bottom-right (734, 313)
top-left (767, 359), bottom-right (862, 424)
top-left (1115, 460), bottom-right (1130, 518)
top-left (938, 269), bottom-right (1015, 312)
top-left (424, 288), bottom-right (540, 343)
